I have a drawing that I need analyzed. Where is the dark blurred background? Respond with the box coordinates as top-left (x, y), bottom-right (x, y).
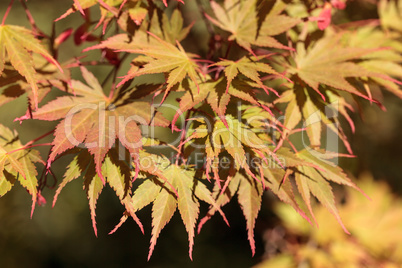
top-left (0, 0), bottom-right (401, 267)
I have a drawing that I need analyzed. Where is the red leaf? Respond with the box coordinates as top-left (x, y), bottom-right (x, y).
top-left (54, 28), bottom-right (73, 47)
top-left (317, 4), bottom-right (332, 30)
top-left (74, 23), bottom-right (97, 45)
top-left (37, 191), bottom-right (47, 206)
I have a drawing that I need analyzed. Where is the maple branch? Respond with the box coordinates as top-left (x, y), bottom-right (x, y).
top-left (1, 0), bottom-right (15, 26)
top-left (18, 0), bottom-right (45, 37)
top-left (65, 60), bottom-right (110, 68)
top-left (4, 129), bottom-right (54, 160)
top-left (24, 129), bottom-right (55, 148)
top-left (175, 111), bottom-right (192, 165)
top-left (108, 68), bottom-right (119, 99)
top-left (103, 52), bottom-right (129, 98)
top-left (6, 143), bottom-right (52, 156)
top-left (285, 137), bottom-right (298, 154)
top-left (38, 164), bottom-right (57, 192)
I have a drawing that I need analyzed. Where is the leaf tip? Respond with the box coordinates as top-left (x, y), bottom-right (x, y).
top-left (189, 245), bottom-right (193, 261)
top-left (147, 247), bottom-right (154, 261)
top-left (30, 197), bottom-right (36, 219)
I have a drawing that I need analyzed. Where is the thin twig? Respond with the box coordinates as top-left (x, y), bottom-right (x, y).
top-left (6, 143), bottom-right (52, 156)
top-left (18, 0), bottom-right (45, 37)
top-left (24, 129), bottom-right (55, 148)
top-left (1, 0), bottom-right (15, 26)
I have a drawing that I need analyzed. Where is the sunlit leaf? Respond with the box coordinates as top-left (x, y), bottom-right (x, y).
top-left (0, 25), bottom-right (62, 108)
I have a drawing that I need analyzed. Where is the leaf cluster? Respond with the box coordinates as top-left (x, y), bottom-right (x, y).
top-left (1, 0), bottom-right (402, 260)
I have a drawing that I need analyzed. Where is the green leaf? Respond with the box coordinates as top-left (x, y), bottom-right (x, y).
top-left (341, 25), bottom-right (402, 98)
top-left (56, 0), bottom-right (103, 22)
top-left (172, 79), bottom-right (210, 126)
top-left (128, 1), bottom-right (148, 25)
top-left (192, 176), bottom-right (229, 226)
top-left (276, 88), bottom-right (354, 152)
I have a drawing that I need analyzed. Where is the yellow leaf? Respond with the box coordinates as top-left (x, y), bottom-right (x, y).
top-left (0, 25), bottom-right (61, 108)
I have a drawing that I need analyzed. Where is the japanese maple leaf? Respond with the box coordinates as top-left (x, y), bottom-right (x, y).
top-left (85, 9), bottom-right (198, 103)
top-left (115, 32), bottom-right (202, 103)
top-left (196, 147), bottom-right (365, 255)
top-left (213, 56), bottom-right (278, 94)
top-left (237, 173), bottom-right (263, 256)
top-left (206, 0), bottom-right (300, 53)
top-left (275, 88), bottom-right (354, 152)
top-left (56, 0), bottom-right (120, 32)
top-left (197, 171), bottom-right (262, 256)
top-left (53, 150), bottom-right (144, 236)
top-left (0, 25), bottom-right (62, 108)
top-left (172, 77), bottom-right (264, 127)
top-left (197, 146), bottom-right (312, 256)
top-left (108, 151), bottom-right (226, 260)
top-left (0, 124), bottom-right (45, 217)
top-left (0, 54), bottom-right (70, 108)
top-left (342, 25), bottom-right (402, 98)
top-left (127, 7), bottom-right (192, 44)
top-left (56, 0), bottom-right (109, 22)
top-left (18, 66), bottom-right (169, 183)
top-left (294, 149), bottom-right (367, 233)
top-left (161, 9), bottom-right (193, 44)
top-left (87, 7), bottom-right (192, 50)
top-left (379, 0), bottom-right (402, 32)
top-left (56, 0), bottom-right (185, 28)
top-left (188, 115), bottom-right (283, 187)
top-left (290, 34), bottom-right (393, 101)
